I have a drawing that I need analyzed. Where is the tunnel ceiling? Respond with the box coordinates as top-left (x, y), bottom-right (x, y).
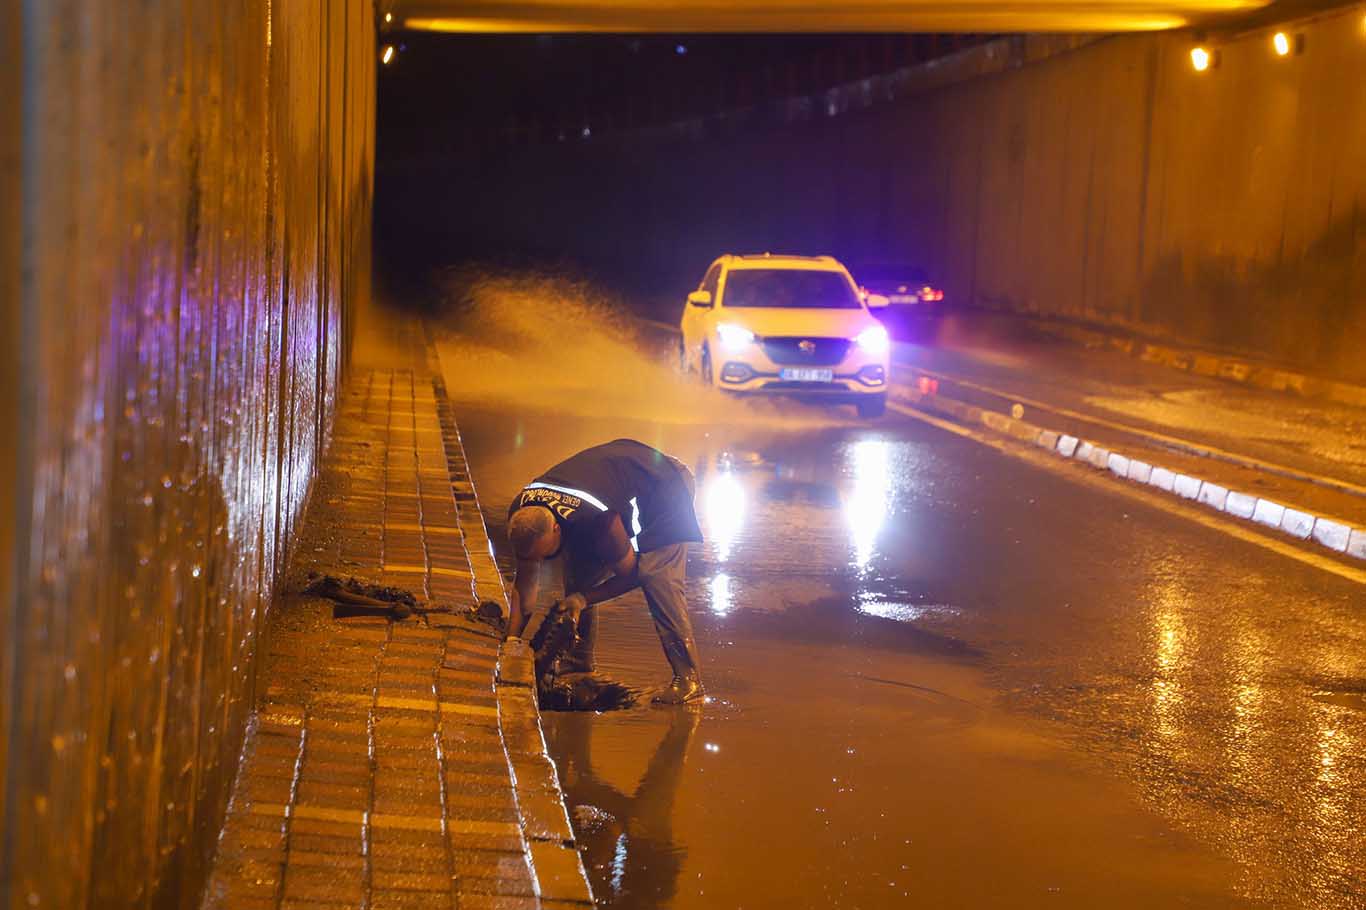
top-left (389, 0), bottom-right (1272, 33)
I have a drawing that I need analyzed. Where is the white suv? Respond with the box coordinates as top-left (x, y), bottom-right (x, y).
top-left (679, 254), bottom-right (891, 418)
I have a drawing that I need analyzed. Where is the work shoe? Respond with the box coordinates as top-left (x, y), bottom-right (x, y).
top-left (651, 673), bottom-right (705, 705)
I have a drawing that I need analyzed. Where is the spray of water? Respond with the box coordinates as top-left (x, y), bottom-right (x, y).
top-left (431, 266), bottom-right (856, 427)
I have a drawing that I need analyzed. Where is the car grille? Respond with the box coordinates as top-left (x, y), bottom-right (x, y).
top-left (760, 337), bottom-right (851, 366)
top-left (761, 380), bottom-right (850, 391)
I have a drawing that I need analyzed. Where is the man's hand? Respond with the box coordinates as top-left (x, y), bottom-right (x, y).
top-left (561, 592), bottom-right (588, 623)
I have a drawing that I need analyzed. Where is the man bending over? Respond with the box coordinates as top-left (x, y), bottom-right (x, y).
top-left (507, 439), bottom-right (705, 705)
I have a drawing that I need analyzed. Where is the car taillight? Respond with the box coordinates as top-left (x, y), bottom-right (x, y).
top-left (919, 287), bottom-right (944, 303)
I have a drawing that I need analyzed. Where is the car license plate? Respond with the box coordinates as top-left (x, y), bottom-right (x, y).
top-left (780, 368), bottom-right (833, 383)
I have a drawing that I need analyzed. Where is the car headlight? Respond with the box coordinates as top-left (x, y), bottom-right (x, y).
top-left (717, 323), bottom-right (756, 351)
top-left (855, 325), bottom-right (889, 355)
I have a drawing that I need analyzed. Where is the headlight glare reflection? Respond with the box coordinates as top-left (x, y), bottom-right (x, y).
top-left (704, 471), bottom-right (745, 563)
top-left (846, 439), bottom-right (891, 570)
top-left (717, 323), bottom-right (756, 351)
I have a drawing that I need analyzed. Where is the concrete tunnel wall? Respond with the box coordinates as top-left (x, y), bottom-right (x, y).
top-left (3, 3), bottom-right (375, 908)
top-left (384, 8), bottom-right (1366, 381)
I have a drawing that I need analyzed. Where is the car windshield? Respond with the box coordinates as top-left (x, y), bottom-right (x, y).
top-left (722, 269), bottom-right (862, 309)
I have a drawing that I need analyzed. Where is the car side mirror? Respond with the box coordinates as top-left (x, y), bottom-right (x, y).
top-left (687, 289), bottom-right (713, 308)
top-left (865, 293), bottom-right (890, 309)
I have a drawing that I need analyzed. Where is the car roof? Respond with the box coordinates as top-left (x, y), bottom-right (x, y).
top-left (719, 253), bottom-right (846, 272)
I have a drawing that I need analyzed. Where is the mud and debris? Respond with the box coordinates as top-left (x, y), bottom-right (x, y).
top-left (530, 603), bottom-right (639, 711)
top-left (301, 572), bottom-right (420, 619)
top-left (477, 599), bottom-right (506, 623)
top-left (538, 673), bottom-right (640, 712)
top-left (299, 574), bottom-right (511, 636)
top-left (530, 604), bottom-right (580, 682)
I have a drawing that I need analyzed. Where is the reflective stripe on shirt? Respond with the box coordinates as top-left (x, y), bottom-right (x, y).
top-left (524, 481), bottom-right (609, 512)
top-left (629, 496), bottom-right (642, 552)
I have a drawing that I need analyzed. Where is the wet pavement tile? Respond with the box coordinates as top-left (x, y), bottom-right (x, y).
top-left (454, 897), bottom-right (539, 910)
top-left (447, 831), bottom-right (527, 855)
top-left (370, 890), bottom-right (453, 909)
top-left (371, 850), bottom-right (451, 875)
top-left (286, 816), bottom-right (364, 839)
top-left (287, 833), bottom-right (363, 856)
top-left (453, 872), bottom-right (537, 898)
top-left (295, 780), bottom-right (368, 810)
top-left (281, 868), bottom-right (364, 904)
top-left (285, 850), bottom-right (366, 871)
top-left (527, 843), bottom-right (593, 904)
top-left (371, 871), bottom-right (458, 893)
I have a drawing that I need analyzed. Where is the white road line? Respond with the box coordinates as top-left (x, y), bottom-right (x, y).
top-left (887, 401), bottom-right (1366, 586)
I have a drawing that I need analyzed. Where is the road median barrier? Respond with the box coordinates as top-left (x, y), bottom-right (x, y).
top-left (890, 384), bottom-right (1366, 564)
top-left (1013, 313), bottom-right (1366, 410)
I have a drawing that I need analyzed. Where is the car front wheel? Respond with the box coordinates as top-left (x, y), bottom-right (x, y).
top-left (700, 347), bottom-right (714, 386)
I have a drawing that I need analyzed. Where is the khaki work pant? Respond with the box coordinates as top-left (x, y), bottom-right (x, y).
top-left (561, 463), bottom-right (701, 678)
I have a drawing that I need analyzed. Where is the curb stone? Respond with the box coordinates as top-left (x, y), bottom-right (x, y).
top-left (1349, 529), bottom-right (1366, 560)
top-left (425, 333), bottom-right (595, 907)
top-left (892, 387), bottom-right (1366, 565)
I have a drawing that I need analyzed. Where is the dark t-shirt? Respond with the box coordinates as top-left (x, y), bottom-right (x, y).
top-left (508, 439), bottom-right (703, 557)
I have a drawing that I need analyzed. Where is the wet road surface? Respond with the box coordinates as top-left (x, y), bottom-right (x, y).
top-left (430, 275), bottom-right (1366, 909)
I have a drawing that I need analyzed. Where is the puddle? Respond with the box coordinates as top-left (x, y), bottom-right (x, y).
top-left (856, 593), bottom-right (961, 624)
top-left (1310, 690), bottom-right (1366, 711)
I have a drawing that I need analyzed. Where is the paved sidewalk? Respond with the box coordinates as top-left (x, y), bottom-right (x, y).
top-left (201, 358), bottom-right (592, 908)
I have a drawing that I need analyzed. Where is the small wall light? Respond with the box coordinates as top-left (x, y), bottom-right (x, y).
top-left (1190, 46), bottom-right (1213, 71)
top-left (1272, 32), bottom-right (1305, 56)
top-left (381, 44), bottom-right (395, 65)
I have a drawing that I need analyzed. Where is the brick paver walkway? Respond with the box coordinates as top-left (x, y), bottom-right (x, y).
top-left (201, 361), bottom-right (592, 909)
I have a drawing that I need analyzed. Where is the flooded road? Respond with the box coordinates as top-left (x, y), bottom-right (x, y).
top-left (431, 272), bottom-right (1366, 909)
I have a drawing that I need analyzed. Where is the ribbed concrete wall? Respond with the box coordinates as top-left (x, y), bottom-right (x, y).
top-left (870, 13), bottom-right (1366, 376)
top-left (2, 3), bottom-right (374, 908)
top-left (390, 8), bottom-right (1366, 379)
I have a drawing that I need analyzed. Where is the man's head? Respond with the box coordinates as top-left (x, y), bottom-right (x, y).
top-left (508, 506), bottom-right (561, 561)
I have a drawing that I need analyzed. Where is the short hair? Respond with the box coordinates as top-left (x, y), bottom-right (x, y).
top-left (509, 506), bottom-right (556, 559)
